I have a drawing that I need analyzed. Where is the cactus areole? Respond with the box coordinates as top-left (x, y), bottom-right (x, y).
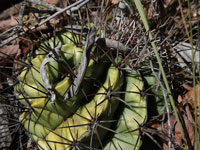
top-left (14, 32), bottom-right (147, 150)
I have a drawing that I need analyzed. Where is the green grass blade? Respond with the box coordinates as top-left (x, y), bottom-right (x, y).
top-left (133, 0), bottom-right (187, 147)
top-left (187, 0), bottom-right (200, 149)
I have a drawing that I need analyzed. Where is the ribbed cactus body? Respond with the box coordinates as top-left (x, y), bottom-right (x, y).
top-left (15, 32), bottom-right (147, 150)
top-left (104, 70), bottom-right (147, 150)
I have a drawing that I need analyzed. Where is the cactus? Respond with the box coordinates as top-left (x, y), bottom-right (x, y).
top-left (104, 70), bottom-right (147, 150)
top-left (14, 32), bottom-right (147, 150)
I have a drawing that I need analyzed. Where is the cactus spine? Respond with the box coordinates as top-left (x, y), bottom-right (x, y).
top-left (15, 32), bottom-right (147, 150)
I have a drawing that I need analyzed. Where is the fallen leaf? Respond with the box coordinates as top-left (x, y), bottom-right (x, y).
top-left (0, 45), bottom-right (19, 66)
top-left (0, 16), bottom-right (18, 31)
top-left (184, 83), bottom-right (200, 109)
top-left (111, 0), bottom-right (119, 5)
top-left (151, 113), bottom-right (194, 149)
top-left (0, 2), bottom-right (21, 20)
top-left (105, 0), bottom-right (119, 8)
top-left (182, 83), bottom-right (200, 127)
top-left (175, 42), bottom-right (200, 73)
top-left (13, 35), bottom-right (34, 72)
top-left (150, 83), bottom-right (200, 149)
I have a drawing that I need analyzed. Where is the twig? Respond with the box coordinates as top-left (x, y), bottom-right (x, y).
top-left (64, 27), bottom-right (96, 100)
top-left (18, 4), bottom-right (26, 31)
top-left (40, 42), bottom-right (62, 103)
top-left (33, 0), bottom-right (89, 26)
top-left (0, 0), bottom-right (91, 48)
top-left (64, 25), bottom-right (88, 35)
top-left (149, 58), bottom-right (175, 150)
top-left (65, 0), bottom-right (89, 15)
top-left (96, 38), bottom-right (130, 51)
top-left (25, 6), bottom-right (57, 14)
top-left (134, 36), bottom-right (148, 67)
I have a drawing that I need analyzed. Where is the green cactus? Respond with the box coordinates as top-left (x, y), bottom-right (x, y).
top-left (104, 70), bottom-right (147, 150)
top-left (15, 32), bottom-right (147, 150)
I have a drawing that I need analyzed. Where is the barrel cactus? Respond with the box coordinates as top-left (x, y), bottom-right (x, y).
top-left (14, 31), bottom-right (147, 150)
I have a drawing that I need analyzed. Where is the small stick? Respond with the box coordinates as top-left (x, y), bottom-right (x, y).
top-left (64, 27), bottom-right (96, 100)
top-left (149, 57), bottom-right (175, 150)
top-left (40, 42), bottom-right (62, 103)
top-left (25, 6), bottom-right (58, 14)
top-left (96, 38), bottom-right (129, 52)
top-left (0, 0), bottom-right (91, 48)
top-left (18, 4), bottom-right (26, 31)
